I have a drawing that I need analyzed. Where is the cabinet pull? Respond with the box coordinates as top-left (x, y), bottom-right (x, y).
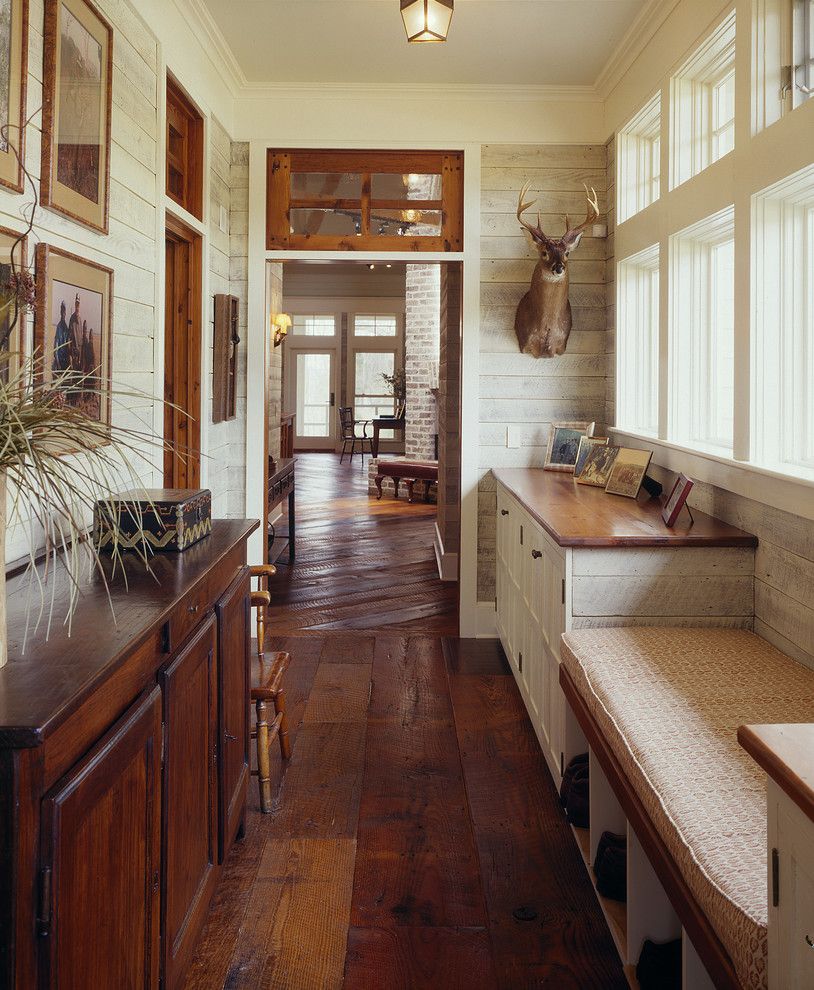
top-left (518, 651), bottom-right (523, 673)
top-left (771, 847), bottom-right (780, 907)
top-left (37, 867), bottom-right (52, 937)
top-left (531, 549), bottom-right (542, 559)
top-left (225, 730), bottom-right (237, 742)
top-left (500, 509), bottom-right (509, 516)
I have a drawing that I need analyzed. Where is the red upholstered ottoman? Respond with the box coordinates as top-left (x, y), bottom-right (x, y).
top-left (374, 459), bottom-right (438, 503)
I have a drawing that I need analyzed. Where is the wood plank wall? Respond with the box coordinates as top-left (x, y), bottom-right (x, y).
top-left (604, 136), bottom-right (814, 669)
top-left (0, 0), bottom-right (247, 557)
top-left (477, 144), bottom-right (608, 601)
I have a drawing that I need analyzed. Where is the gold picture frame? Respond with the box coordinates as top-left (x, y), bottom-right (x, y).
top-left (543, 421), bottom-right (595, 472)
top-left (41, 0), bottom-right (113, 233)
top-left (0, 226), bottom-right (27, 381)
top-left (35, 243), bottom-right (113, 447)
top-left (573, 435), bottom-right (609, 478)
top-left (576, 444), bottom-right (619, 487)
top-left (605, 447), bottom-right (653, 498)
top-left (0, 0), bottom-right (28, 192)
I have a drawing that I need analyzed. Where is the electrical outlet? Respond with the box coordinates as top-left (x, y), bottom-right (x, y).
top-left (506, 425), bottom-right (521, 449)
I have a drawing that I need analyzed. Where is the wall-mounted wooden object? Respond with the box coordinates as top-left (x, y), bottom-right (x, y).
top-left (213, 294), bottom-right (240, 423)
top-left (166, 75), bottom-right (204, 219)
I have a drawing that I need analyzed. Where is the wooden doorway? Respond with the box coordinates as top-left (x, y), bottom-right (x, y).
top-left (164, 216), bottom-right (202, 487)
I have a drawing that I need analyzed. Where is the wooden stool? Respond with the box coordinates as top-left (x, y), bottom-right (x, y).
top-left (249, 565), bottom-right (292, 814)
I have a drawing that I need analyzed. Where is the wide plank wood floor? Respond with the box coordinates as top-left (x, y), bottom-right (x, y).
top-left (185, 453), bottom-right (626, 989)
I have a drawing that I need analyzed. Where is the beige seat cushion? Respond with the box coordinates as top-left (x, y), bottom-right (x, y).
top-left (560, 627), bottom-right (814, 990)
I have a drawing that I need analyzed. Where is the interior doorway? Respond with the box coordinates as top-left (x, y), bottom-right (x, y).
top-left (164, 216), bottom-right (202, 487)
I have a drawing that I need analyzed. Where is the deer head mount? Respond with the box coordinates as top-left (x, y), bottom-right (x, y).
top-left (513, 184), bottom-right (600, 358)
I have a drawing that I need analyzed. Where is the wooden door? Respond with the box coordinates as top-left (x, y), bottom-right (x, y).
top-left (38, 688), bottom-right (162, 990)
top-left (164, 218), bottom-right (202, 487)
top-left (216, 568), bottom-right (250, 861)
top-left (160, 617), bottom-right (218, 990)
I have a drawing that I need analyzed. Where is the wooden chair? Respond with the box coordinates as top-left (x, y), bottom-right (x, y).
top-left (338, 406), bottom-right (373, 464)
top-left (249, 564), bottom-right (291, 813)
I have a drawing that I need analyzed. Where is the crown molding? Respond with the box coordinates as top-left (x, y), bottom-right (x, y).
top-left (594, 0), bottom-right (683, 98)
top-left (173, 0), bottom-right (247, 96)
top-left (237, 81), bottom-right (601, 104)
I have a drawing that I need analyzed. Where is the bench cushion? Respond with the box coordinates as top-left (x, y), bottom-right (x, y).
top-left (376, 459), bottom-right (438, 481)
top-left (560, 627), bottom-right (814, 990)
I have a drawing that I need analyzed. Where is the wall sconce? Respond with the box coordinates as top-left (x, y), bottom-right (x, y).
top-left (271, 313), bottom-right (291, 347)
top-left (400, 0), bottom-right (454, 43)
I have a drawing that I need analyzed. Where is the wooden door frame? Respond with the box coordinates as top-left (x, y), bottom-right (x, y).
top-left (164, 215), bottom-right (203, 488)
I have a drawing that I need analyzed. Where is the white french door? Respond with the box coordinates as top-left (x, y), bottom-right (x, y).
top-left (288, 349), bottom-right (337, 450)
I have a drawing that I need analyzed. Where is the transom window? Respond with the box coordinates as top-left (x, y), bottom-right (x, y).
top-left (291, 314), bottom-right (336, 337)
top-left (617, 93), bottom-right (661, 223)
top-left (354, 313), bottom-right (398, 337)
top-left (266, 150), bottom-right (463, 252)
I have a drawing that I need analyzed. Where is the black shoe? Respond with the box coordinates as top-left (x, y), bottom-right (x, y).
top-left (559, 753), bottom-right (589, 808)
top-left (565, 765), bottom-right (590, 828)
top-left (595, 841), bottom-right (627, 902)
top-left (636, 938), bottom-right (682, 990)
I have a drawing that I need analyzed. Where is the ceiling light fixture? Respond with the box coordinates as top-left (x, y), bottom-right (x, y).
top-left (400, 0), bottom-right (454, 43)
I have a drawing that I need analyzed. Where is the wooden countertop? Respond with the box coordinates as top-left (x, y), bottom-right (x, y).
top-left (0, 519), bottom-right (258, 747)
top-left (493, 468), bottom-right (757, 548)
top-left (739, 723), bottom-right (814, 825)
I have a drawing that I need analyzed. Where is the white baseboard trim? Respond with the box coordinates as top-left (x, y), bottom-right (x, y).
top-left (476, 601), bottom-right (497, 638)
top-left (433, 521), bottom-right (459, 582)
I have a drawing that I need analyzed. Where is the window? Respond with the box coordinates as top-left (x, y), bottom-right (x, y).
top-left (670, 12), bottom-right (736, 188)
top-left (752, 164), bottom-right (814, 476)
top-left (291, 314), bottom-right (336, 337)
top-left (669, 208), bottom-right (736, 453)
top-left (617, 94), bottom-right (661, 223)
top-left (353, 351), bottom-right (396, 422)
top-left (791, 0), bottom-right (814, 105)
top-left (354, 313), bottom-right (398, 337)
top-left (267, 149), bottom-right (463, 252)
top-left (617, 246), bottom-right (660, 435)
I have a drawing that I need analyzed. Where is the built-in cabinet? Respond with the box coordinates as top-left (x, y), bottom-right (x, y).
top-left (0, 521), bottom-right (256, 990)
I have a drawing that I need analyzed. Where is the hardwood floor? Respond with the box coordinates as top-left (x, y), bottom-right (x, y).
top-left (185, 454), bottom-right (626, 989)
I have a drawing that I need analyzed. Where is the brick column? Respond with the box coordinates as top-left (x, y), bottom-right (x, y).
top-left (405, 264), bottom-right (441, 461)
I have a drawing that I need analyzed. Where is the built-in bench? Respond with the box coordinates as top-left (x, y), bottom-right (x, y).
top-left (559, 626), bottom-right (814, 990)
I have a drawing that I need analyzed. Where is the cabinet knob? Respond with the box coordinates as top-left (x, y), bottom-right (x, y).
top-left (187, 604), bottom-right (199, 614)
top-left (500, 509), bottom-right (509, 516)
top-left (225, 731), bottom-right (237, 742)
top-left (806, 935), bottom-right (814, 948)
top-left (531, 550), bottom-right (542, 559)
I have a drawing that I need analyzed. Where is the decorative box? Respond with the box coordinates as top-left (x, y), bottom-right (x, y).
top-left (94, 489), bottom-right (212, 553)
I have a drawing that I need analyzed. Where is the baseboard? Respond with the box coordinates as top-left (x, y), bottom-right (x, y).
top-left (433, 521), bottom-right (459, 582)
top-left (476, 601), bottom-right (498, 638)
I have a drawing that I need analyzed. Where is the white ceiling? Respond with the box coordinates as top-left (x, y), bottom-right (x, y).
top-left (199, 0), bottom-right (647, 87)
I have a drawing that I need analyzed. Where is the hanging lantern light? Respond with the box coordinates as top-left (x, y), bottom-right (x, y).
top-left (400, 0), bottom-right (454, 43)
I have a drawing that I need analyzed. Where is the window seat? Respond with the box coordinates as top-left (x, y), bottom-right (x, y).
top-left (560, 626), bottom-right (814, 990)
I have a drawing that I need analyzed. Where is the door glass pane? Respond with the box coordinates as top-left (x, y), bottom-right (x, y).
top-left (296, 353), bottom-right (331, 437)
top-left (290, 208), bottom-right (362, 237)
top-left (371, 173), bottom-right (442, 200)
top-left (372, 209), bottom-right (442, 237)
top-left (291, 172), bottom-right (362, 198)
top-left (354, 351), bottom-right (396, 423)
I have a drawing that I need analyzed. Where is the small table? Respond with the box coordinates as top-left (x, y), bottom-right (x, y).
top-left (371, 415), bottom-right (406, 459)
top-left (267, 457), bottom-right (295, 563)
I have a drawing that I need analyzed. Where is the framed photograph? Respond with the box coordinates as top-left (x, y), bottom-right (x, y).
top-left (41, 0), bottom-right (112, 233)
top-left (574, 436), bottom-right (609, 478)
top-left (662, 473), bottom-right (694, 527)
top-left (0, 0), bottom-right (28, 192)
top-left (35, 243), bottom-right (113, 444)
top-left (0, 225), bottom-right (26, 381)
top-left (544, 421), bottom-right (595, 472)
top-left (605, 447), bottom-right (653, 498)
top-left (576, 444), bottom-right (618, 487)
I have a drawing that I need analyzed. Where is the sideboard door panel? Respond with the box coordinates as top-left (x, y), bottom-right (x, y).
top-left (39, 687), bottom-right (162, 990)
top-left (160, 616), bottom-right (218, 990)
top-left (216, 567), bottom-right (250, 860)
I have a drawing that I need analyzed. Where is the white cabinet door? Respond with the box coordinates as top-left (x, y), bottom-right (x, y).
top-left (768, 778), bottom-right (814, 989)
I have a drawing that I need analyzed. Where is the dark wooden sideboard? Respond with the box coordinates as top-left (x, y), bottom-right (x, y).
top-left (0, 519), bottom-right (258, 990)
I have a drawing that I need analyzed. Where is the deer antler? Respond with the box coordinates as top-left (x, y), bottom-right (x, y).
top-left (562, 185), bottom-right (601, 246)
top-left (516, 181), bottom-right (548, 244)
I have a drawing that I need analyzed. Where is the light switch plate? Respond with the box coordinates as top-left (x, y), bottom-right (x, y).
top-left (507, 425), bottom-right (521, 449)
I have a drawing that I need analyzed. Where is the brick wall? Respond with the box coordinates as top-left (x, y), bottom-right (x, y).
top-left (405, 264), bottom-right (440, 461)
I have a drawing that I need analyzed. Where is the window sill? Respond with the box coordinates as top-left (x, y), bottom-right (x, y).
top-left (609, 427), bottom-right (814, 522)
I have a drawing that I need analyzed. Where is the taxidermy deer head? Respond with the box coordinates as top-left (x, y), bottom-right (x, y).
top-left (514, 184), bottom-right (600, 358)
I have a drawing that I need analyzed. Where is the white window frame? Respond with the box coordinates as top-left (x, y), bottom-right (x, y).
top-left (617, 93), bottom-right (661, 223)
top-left (617, 244), bottom-right (660, 435)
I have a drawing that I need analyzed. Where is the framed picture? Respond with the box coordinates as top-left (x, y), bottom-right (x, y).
top-left (0, 0), bottom-right (28, 192)
top-left (41, 0), bottom-right (113, 233)
top-left (544, 421), bottom-right (595, 472)
top-left (662, 473), bottom-right (694, 527)
top-left (0, 226), bottom-right (26, 381)
top-left (574, 436), bottom-right (609, 478)
top-left (605, 447), bottom-right (653, 498)
top-left (576, 444), bottom-right (618, 487)
top-left (35, 243), bottom-right (113, 444)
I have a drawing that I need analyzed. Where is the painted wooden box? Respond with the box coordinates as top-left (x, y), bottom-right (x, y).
top-left (94, 488), bottom-right (212, 552)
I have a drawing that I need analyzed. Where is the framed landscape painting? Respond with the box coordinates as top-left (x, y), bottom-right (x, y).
top-left (35, 244), bottom-right (113, 445)
top-left (41, 0), bottom-right (112, 233)
top-left (0, 0), bottom-right (28, 192)
top-left (0, 225), bottom-right (26, 381)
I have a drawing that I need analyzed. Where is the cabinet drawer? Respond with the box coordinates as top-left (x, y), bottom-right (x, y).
top-left (162, 570), bottom-right (222, 653)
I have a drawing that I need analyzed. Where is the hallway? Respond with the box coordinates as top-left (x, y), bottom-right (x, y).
top-left (184, 455), bottom-right (625, 989)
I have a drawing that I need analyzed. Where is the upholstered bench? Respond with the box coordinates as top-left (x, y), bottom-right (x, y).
top-left (374, 458), bottom-right (438, 503)
top-left (559, 627), bottom-right (814, 990)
